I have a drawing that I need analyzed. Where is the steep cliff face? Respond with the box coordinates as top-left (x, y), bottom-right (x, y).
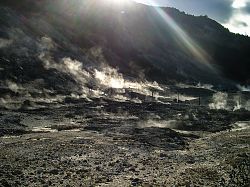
top-left (0, 0), bottom-right (249, 96)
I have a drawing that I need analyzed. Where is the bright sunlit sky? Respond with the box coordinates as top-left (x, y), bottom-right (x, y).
top-left (135, 0), bottom-right (250, 36)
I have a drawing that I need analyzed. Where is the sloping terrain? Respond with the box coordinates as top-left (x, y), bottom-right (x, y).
top-left (0, 1), bottom-right (250, 186)
top-left (1, 0), bottom-right (250, 92)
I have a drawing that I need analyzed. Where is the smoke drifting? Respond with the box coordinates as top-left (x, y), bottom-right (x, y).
top-left (5, 80), bottom-right (23, 93)
top-left (94, 68), bottom-right (125, 89)
top-left (237, 85), bottom-right (250, 92)
top-left (1, 2), bottom-right (249, 111)
top-left (137, 119), bottom-right (183, 130)
top-left (44, 57), bottom-right (91, 88)
top-left (209, 92), bottom-right (250, 111)
top-left (209, 92), bottom-right (228, 110)
top-left (1, 0), bottom-right (250, 85)
top-left (0, 38), bottom-right (13, 48)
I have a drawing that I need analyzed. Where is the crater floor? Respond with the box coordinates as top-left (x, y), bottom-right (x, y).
top-left (0, 100), bottom-right (249, 186)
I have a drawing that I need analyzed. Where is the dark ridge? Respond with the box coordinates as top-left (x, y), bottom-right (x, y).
top-left (0, 0), bottom-right (249, 87)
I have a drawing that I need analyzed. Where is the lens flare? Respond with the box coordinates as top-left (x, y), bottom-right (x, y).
top-left (101, 0), bottom-right (129, 5)
top-left (143, 0), bottom-right (216, 72)
top-left (232, 0), bottom-right (247, 9)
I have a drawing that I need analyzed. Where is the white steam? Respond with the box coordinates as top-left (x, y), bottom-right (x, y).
top-left (37, 36), bottom-right (165, 100)
top-left (196, 82), bottom-right (214, 90)
top-left (245, 101), bottom-right (250, 111)
top-left (137, 119), bottom-right (182, 129)
top-left (237, 85), bottom-right (250, 92)
top-left (94, 67), bottom-right (125, 89)
top-left (94, 67), bottom-right (163, 92)
top-left (176, 82), bottom-right (214, 90)
top-left (5, 80), bottom-right (24, 93)
top-left (38, 36), bottom-right (56, 66)
top-left (39, 36), bottom-right (55, 51)
top-left (0, 38), bottom-right (13, 48)
top-left (209, 92), bottom-right (250, 111)
top-left (44, 57), bottom-right (91, 87)
top-left (209, 92), bottom-right (228, 110)
top-left (233, 96), bottom-right (250, 111)
top-left (233, 95), bottom-right (241, 111)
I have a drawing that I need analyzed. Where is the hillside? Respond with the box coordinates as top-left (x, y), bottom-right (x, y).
top-left (0, 0), bottom-right (250, 99)
top-left (0, 1), bottom-right (250, 186)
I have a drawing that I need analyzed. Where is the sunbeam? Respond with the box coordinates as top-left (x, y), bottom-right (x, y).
top-left (143, 0), bottom-right (216, 72)
top-left (100, 0), bottom-right (132, 6)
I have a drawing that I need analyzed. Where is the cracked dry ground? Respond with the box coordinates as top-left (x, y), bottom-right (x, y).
top-left (0, 103), bottom-right (249, 186)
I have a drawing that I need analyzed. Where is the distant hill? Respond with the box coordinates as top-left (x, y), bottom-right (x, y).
top-left (0, 0), bottom-right (249, 96)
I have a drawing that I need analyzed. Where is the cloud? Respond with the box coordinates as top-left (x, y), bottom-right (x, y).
top-left (223, 14), bottom-right (250, 35)
top-left (136, 0), bottom-right (234, 22)
top-left (136, 0), bottom-right (250, 35)
top-left (234, 20), bottom-right (248, 27)
top-left (232, 0), bottom-right (248, 8)
top-left (222, 0), bottom-right (250, 35)
top-left (243, 2), bottom-right (250, 13)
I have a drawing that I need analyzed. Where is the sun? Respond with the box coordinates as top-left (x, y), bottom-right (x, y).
top-left (232, 0), bottom-right (247, 9)
top-left (107, 0), bottom-right (127, 2)
top-left (101, 0), bottom-right (130, 6)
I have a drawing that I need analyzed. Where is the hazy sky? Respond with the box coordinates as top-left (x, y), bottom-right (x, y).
top-left (135, 0), bottom-right (250, 36)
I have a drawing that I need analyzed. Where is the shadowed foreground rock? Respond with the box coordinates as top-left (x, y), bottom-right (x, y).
top-left (0, 101), bottom-right (249, 186)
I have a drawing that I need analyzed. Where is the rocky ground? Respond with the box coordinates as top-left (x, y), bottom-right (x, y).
top-left (0, 99), bottom-right (249, 186)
